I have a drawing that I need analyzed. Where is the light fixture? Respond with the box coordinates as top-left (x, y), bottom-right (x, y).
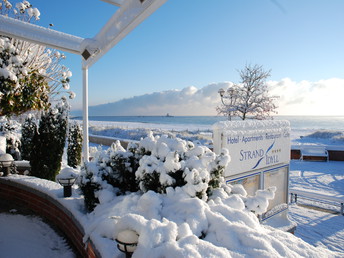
top-left (218, 88), bottom-right (225, 97)
top-left (115, 229), bottom-right (139, 258)
top-left (0, 154), bottom-right (15, 176)
top-left (56, 167), bottom-right (78, 197)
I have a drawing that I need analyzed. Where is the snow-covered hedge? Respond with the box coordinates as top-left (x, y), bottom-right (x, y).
top-left (78, 132), bottom-right (277, 219)
top-left (78, 132), bottom-right (231, 212)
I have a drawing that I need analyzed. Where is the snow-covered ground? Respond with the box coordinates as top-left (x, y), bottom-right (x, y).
top-left (0, 120), bottom-right (343, 257)
top-left (0, 212), bottom-right (75, 258)
top-left (1, 160), bottom-right (343, 257)
top-left (289, 160), bottom-right (344, 254)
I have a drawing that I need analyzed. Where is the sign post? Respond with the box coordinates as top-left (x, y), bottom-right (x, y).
top-left (213, 120), bottom-right (295, 232)
top-left (213, 120), bottom-right (291, 177)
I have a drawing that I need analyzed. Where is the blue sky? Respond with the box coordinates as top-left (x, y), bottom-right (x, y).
top-left (25, 0), bottom-right (344, 115)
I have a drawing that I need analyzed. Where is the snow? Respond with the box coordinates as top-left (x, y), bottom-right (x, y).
top-left (1, 121), bottom-right (344, 257)
top-left (289, 204), bottom-right (344, 254)
top-left (0, 136), bottom-right (6, 154)
top-left (56, 166), bottom-right (78, 180)
top-left (1, 160), bottom-right (342, 257)
top-left (0, 15), bottom-right (83, 54)
top-left (0, 212), bottom-right (75, 258)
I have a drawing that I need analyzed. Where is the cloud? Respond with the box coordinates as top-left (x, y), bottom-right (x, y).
top-left (86, 78), bottom-right (344, 116)
top-left (268, 78), bottom-right (344, 116)
top-left (89, 82), bottom-right (232, 116)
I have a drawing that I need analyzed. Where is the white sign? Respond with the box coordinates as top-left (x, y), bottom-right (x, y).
top-left (213, 120), bottom-right (291, 177)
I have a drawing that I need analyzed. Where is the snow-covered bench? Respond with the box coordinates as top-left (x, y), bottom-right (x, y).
top-left (300, 145), bottom-right (329, 161)
top-left (290, 189), bottom-right (344, 215)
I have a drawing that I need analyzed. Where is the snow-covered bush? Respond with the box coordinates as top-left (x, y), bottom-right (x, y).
top-left (20, 115), bottom-right (37, 161)
top-left (0, 37), bottom-right (50, 117)
top-left (78, 141), bottom-right (145, 212)
top-left (67, 122), bottom-right (82, 168)
top-left (0, 116), bottom-right (22, 159)
top-left (97, 182), bottom-right (278, 254)
top-left (78, 162), bottom-right (102, 212)
top-left (0, 1), bottom-right (75, 117)
top-left (135, 132), bottom-right (230, 200)
top-left (78, 132), bottom-right (230, 212)
top-left (101, 141), bottom-right (144, 193)
top-left (30, 100), bottom-right (69, 181)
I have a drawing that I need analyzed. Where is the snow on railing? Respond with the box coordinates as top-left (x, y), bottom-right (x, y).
top-left (290, 188), bottom-right (344, 215)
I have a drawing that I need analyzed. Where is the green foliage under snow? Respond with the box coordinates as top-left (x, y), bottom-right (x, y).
top-left (30, 101), bottom-right (69, 181)
top-left (78, 132), bottom-right (230, 212)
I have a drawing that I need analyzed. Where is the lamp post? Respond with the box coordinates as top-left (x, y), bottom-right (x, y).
top-left (56, 167), bottom-right (78, 197)
top-left (218, 87), bottom-right (238, 121)
top-left (0, 154), bottom-right (15, 176)
top-left (115, 229), bottom-right (139, 258)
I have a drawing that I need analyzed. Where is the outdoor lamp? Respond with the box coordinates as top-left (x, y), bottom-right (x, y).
top-left (0, 153), bottom-right (15, 176)
top-left (218, 88), bottom-right (225, 97)
top-left (57, 177), bottom-right (76, 197)
top-left (56, 167), bottom-right (78, 197)
top-left (115, 229), bottom-right (139, 258)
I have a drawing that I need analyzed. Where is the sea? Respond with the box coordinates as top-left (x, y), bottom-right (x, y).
top-left (73, 115), bottom-right (344, 130)
top-left (72, 115), bottom-right (344, 143)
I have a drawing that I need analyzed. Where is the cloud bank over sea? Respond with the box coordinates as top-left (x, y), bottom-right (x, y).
top-left (84, 78), bottom-right (344, 116)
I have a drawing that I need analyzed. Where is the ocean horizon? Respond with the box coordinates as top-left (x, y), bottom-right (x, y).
top-left (72, 115), bottom-right (344, 131)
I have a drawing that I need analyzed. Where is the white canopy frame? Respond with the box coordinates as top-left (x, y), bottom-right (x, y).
top-left (0, 0), bottom-right (167, 161)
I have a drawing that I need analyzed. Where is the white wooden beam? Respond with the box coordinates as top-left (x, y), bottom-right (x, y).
top-left (0, 15), bottom-right (84, 54)
top-left (100, 0), bottom-right (124, 7)
top-left (83, 0), bottom-right (167, 67)
top-left (82, 66), bottom-right (89, 162)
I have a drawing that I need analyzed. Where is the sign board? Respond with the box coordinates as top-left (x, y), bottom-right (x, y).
top-left (213, 120), bottom-right (291, 177)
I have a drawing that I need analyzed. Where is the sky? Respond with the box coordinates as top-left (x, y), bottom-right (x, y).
top-left (20, 0), bottom-right (344, 116)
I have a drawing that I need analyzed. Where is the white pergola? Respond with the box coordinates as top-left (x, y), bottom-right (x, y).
top-left (0, 0), bottom-right (167, 161)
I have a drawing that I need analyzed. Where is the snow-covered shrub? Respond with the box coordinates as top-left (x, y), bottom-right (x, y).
top-left (78, 162), bottom-right (102, 212)
top-left (135, 132), bottom-right (230, 200)
top-left (0, 117), bottom-right (22, 160)
top-left (0, 1), bottom-right (75, 110)
top-left (101, 141), bottom-right (144, 193)
top-left (67, 122), bottom-right (82, 168)
top-left (103, 183), bottom-right (277, 255)
top-left (78, 141), bottom-right (145, 211)
top-left (78, 132), bottom-right (231, 212)
top-left (0, 37), bottom-right (50, 117)
top-left (20, 115), bottom-right (37, 161)
top-left (30, 101), bottom-right (69, 181)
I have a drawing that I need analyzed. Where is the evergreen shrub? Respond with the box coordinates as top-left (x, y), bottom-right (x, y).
top-left (78, 132), bottom-right (230, 212)
top-left (67, 122), bottom-right (83, 168)
top-left (78, 141), bottom-right (145, 212)
top-left (30, 101), bottom-right (68, 181)
top-left (20, 115), bottom-right (37, 161)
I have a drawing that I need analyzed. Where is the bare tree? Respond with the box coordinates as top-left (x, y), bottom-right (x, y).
top-left (217, 64), bottom-right (278, 120)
